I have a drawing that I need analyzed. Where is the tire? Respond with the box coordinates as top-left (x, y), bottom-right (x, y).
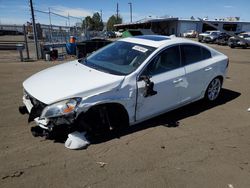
top-left (242, 44), bottom-right (248, 49)
top-left (205, 78), bottom-right (222, 102)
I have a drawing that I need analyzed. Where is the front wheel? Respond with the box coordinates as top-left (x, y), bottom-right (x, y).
top-left (205, 78), bottom-right (222, 102)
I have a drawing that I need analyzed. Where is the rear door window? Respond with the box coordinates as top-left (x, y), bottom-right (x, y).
top-left (181, 45), bottom-right (202, 65)
top-left (181, 44), bottom-right (211, 65)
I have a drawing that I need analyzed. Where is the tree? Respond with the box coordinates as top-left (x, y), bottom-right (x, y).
top-left (107, 15), bottom-right (122, 31)
top-left (82, 12), bottom-right (104, 31)
top-left (82, 16), bottom-right (93, 30)
top-left (92, 12), bottom-right (104, 31)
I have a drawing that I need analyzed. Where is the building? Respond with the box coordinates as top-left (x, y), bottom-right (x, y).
top-left (114, 17), bottom-right (250, 36)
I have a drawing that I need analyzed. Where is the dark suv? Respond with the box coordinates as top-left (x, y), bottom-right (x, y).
top-left (216, 33), bottom-right (231, 45)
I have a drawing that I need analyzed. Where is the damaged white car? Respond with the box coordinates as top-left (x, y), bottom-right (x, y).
top-left (19, 35), bottom-right (229, 139)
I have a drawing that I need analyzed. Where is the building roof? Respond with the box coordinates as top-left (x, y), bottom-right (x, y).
top-left (114, 17), bottom-right (250, 28)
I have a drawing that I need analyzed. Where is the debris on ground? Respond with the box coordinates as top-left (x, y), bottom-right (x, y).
top-left (2, 170), bottom-right (24, 180)
top-left (65, 131), bottom-right (90, 150)
top-left (96, 162), bottom-right (108, 168)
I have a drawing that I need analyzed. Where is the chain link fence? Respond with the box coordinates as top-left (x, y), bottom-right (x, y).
top-left (0, 23), bottom-right (86, 63)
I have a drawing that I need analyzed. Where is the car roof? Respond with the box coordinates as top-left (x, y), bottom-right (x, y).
top-left (119, 35), bottom-right (204, 48)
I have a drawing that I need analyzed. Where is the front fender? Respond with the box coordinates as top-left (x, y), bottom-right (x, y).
top-left (76, 87), bottom-right (137, 124)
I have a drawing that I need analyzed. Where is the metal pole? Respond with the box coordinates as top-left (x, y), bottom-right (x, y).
top-left (48, 8), bottom-right (52, 43)
top-left (23, 24), bottom-right (30, 59)
top-left (68, 13), bottom-right (70, 27)
top-left (128, 2), bottom-right (132, 23)
top-left (116, 3), bottom-right (119, 20)
top-left (29, 0), bottom-right (39, 60)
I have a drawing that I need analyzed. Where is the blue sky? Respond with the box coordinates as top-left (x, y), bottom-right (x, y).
top-left (0, 0), bottom-right (250, 26)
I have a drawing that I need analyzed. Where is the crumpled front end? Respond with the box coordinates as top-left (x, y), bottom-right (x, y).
top-left (19, 90), bottom-right (79, 133)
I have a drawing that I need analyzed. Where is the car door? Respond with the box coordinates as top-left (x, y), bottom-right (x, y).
top-left (180, 44), bottom-right (213, 103)
top-left (136, 45), bottom-right (185, 121)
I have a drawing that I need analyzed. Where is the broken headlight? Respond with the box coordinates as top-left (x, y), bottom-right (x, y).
top-left (40, 98), bottom-right (81, 119)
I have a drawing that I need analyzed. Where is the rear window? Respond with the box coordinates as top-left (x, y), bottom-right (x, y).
top-left (181, 44), bottom-right (211, 65)
top-left (201, 47), bottom-right (212, 59)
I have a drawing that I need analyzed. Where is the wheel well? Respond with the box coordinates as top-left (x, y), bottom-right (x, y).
top-left (216, 75), bottom-right (224, 84)
top-left (76, 103), bottom-right (129, 134)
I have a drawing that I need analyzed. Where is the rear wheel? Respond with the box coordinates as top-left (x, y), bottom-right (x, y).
top-left (229, 44), bottom-right (235, 48)
top-left (205, 78), bottom-right (222, 102)
top-left (242, 44), bottom-right (248, 49)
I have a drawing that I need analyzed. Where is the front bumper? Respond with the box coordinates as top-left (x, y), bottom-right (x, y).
top-left (20, 93), bottom-right (76, 131)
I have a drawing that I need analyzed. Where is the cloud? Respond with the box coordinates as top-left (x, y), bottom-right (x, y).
top-left (50, 6), bottom-right (93, 18)
top-left (224, 5), bottom-right (233, 8)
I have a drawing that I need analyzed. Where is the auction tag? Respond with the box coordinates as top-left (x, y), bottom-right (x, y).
top-left (132, 45), bottom-right (148, 53)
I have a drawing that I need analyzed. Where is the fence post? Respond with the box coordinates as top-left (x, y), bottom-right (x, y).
top-left (23, 25), bottom-right (30, 59)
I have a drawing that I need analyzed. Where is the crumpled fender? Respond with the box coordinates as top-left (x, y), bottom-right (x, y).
top-left (76, 84), bottom-right (137, 123)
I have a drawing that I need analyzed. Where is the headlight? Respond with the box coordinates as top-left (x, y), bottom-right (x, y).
top-left (40, 98), bottom-right (81, 119)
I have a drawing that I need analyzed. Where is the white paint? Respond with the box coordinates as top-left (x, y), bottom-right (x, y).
top-left (23, 61), bottom-right (125, 104)
top-left (132, 45), bottom-right (148, 53)
top-left (65, 131), bottom-right (89, 150)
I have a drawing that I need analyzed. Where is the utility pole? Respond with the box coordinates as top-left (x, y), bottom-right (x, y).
top-left (116, 3), bottom-right (119, 20)
top-left (48, 7), bottom-right (52, 42)
top-left (128, 2), bottom-right (132, 23)
top-left (29, 0), bottom-right (39, 60)
top-left (100, 9), bottom-right (103, 21)
top-left (68, 13), bottom-right (70, 27)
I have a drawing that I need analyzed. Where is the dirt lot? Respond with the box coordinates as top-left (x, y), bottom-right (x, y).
top-left (0, 44), bottom-right (250, 188)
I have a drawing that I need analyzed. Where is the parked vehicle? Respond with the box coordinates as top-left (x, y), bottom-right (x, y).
top-left (203, 31), bottom-right (222, 43)
top-left (183, 30), bottom-right (197, 38)
top-left (215, 33), bottom-right (231, 45)
top-left (228, 32), bottom-right (250, 48)
top-left (19, 35), bottom-right (229, 139)
top-left (198, 31), bottom-right (221, 42)
top-left (115, 30), bottom-right (123, 37)
top-left (99, 31), bottom-right (116, 39)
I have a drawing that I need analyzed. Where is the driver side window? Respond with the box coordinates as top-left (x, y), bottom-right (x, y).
top-left (143, 45), bottom-right (181, 76)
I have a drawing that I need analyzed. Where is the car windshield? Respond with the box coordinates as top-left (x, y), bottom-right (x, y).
top-left (80, 41), bottom-right (156, 75)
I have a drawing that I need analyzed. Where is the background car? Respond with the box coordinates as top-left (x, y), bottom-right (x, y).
top-left (228, 32), bottom-right (250, 48)
top-left (183, 30), bottom-right (197, 38)
top-left (198, 31), bottom-right (221, 42)
top-left (203, 31), bottom-right (221, 43)
top-left (215, 33), bottom-right (231, 45)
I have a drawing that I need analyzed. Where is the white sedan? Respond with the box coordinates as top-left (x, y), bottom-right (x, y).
top-left (19, 35), bottom-right (229, 137)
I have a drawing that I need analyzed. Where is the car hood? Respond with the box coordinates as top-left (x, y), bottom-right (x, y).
top-left (23, 61), bottom-right (125, 104)
top-left (199, 33), bottom-right (210, 37)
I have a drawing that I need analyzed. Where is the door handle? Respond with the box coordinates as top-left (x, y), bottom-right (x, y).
top-left (173, 78), bottom-right (183, 84)
top-left (205, 67), bottom-right (212, 71)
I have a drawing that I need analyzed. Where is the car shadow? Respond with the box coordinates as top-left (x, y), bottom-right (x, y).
top-left (89, 88), bottom-right (241, 144)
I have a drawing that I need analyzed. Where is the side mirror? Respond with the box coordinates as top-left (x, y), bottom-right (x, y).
top-left (139, 75), bottom-right (157, 97)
